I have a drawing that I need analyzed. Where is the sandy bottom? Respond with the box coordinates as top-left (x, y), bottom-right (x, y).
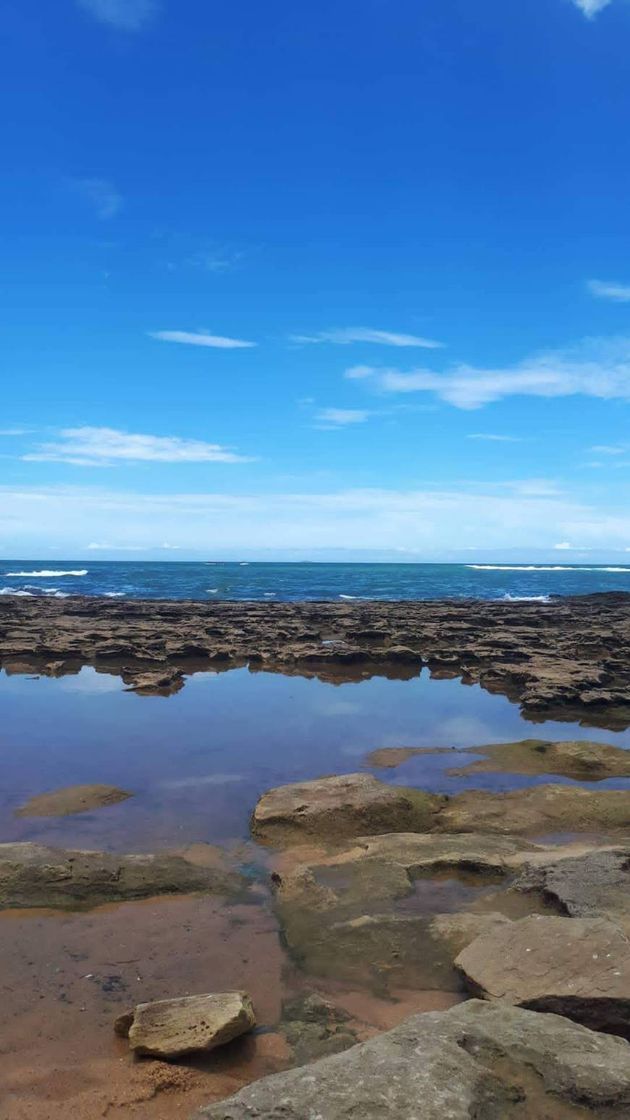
top-left (0, 891), bottom-right (462, 1119)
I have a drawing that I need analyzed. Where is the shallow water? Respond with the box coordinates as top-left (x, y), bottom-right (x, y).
top-left (2, 666), bottom-right (630, 1118)
top-left (2, 665), bottom-right (630, 852)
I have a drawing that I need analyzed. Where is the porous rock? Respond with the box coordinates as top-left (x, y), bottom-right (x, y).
top-left (116, 992), bottom-right (255, 1059)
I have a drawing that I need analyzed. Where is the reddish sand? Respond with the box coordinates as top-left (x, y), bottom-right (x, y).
top-left (0, 891), bottom-right (462, 1119)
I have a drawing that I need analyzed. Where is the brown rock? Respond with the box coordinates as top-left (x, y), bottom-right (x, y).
top-left (456, 914), bottom-right (630, 1037)
top-left (438, 783), bottom-right (630, 836)
top-left (252, 774), bottom-right (443, 845)
top-left (0, 841), bottom-right (246, 910)
top-left (116, 992), bottom-right (255, 1059)
top-left (449, 738), bottom-right (630, 780)
top-left (366, 747), bottom-right (455, 769)
top-left (15, 783), bottom-right (132, 818)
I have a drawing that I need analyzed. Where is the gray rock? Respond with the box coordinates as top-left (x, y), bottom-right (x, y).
top-left (116, 992), bottom-right (255, 1059)
top-left (456, 914), bottom-right (630, 1037)
top-left (514, 848), bottom-right (630, 922)
top-left (194, 999), bottom-right (630, 1118)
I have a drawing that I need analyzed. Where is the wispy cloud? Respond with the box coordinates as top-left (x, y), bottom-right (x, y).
top-left (344, 336), bottom-right (630, 410)
top-left (76, 0), bottom-right (159, 32)
top-left (149, 329), bottom-right (256, 350)
top-left (290, 328), bottom-right (443, 349)
top-left (572, 0), bottom-right (613, 18)
top-left (314, 408), bottom-right (370, 429)
top-left (3, 482), bottom-right (630, 554)
top-left (467, 433), bottom-right (524, 443)
top-left (588, 279), bottom-right (630, 302)
top-left (22, 427), bottom-right (252, 466)
top-left (70, 177), bottom-right (122, 219)
top-left (589, 443), bottom-right (629, 455)
top-left (0, 428), bottom-right (31, 437)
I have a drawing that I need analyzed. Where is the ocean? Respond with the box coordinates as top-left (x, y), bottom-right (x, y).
top-left (1, 560), bottom-right (630, 602)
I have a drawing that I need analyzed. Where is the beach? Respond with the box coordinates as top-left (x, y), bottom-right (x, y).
top-left (2, 591), bottom-right (630, 1118)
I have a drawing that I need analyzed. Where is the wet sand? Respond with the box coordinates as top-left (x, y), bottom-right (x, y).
top-left (0, 888), bottom-right (464, 1119)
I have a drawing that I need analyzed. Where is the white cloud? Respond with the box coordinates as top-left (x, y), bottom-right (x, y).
top-left (70, 177), bottom-right (122, 219)
top-left (76, 0), bottom-right (158, 31)
top-left (22, 427), bottom-right (252, 466)
top-left (0, 428), bottom-right (31, 437)
top-left (290, 328), bottom-right (443, 349)
top-left (553, 541), bottom-right (573, 550)
top-left (314, 408), bottom-right (370, 429)
top-left (1, 482), bottom-right (629, 553)
top-left (467, 433), bottom-right (523, 443)
top-left (588, 279), bottom-right (630, 302)
top-left (344, 336), bottom-right (630, 410)
top-left (149, 330), bottom-right (256, 349)
top-left (572, 0), bottom-right (613, 18)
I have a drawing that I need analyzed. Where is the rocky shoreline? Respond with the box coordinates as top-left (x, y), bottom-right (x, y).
top-left (3, 592), bottom-right (630, 1117)
top-left (1, 591), bottom-right (629, 722)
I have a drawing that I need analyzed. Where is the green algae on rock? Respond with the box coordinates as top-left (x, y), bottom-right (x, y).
top-left (448, 739), bottom-right (630, 781)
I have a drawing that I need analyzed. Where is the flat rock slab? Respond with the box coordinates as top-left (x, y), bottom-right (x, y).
top-left (449, 739), bottom-right (630, 781)
top-left (116, 992), bottom-right (255, 1059)
top-left (252, 773), bottom-right (443, 844)
top-left (15, 783), bottom-right (132, 817)
top-left (0, 841), bottom-right (245, 910)
top-left (515, 848), bottom-right (630, 922)
top-left (194, 999), bottom-right (630, 1119)
top-left (456, 914), bottom-right (630, 1037)
top-left (438, 784), bottom-right (630, 835)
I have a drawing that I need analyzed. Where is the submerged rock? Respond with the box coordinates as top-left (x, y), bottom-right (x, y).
top-left (270, 832), bottom-right (538, 990)
top-left (15, 783), bottom-right (132, 817)
top-left (0, 841), bottom-right (246, 910)
top-left (366, 747), bottom-right (455, 769)
top-left (456, 914), bottom-right (630, 1037)
top-left (116, 992), bottom-right (255, 1059)
top-left (280, 993), bottom-right (357, 1063)
top-left (252, 773), bottom-right (443, 845)
top-left (449, 738), bottom-right (630, 780)
top-left (194, 999), bottom-right (630, 1118)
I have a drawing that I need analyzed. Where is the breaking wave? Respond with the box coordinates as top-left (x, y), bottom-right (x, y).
top-left (5, 569), bottom-right (88, 577)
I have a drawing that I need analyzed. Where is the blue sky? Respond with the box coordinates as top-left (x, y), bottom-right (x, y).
top-left (2, 0), bottom-right (630, 559)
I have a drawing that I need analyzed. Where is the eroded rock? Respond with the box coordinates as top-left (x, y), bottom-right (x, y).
top-left (0, 842), bottom-right (246, 910)
top-left (514, 848), bottom-right (630, 924)
top-left (15, 783), bottom-right (132, 818)
top-left (116, 992), bottom-right (255, 1059)
top-left (280, 993), bottom-right (356, 1063)
top-left (194, 999), bottom-right (630, 1118)
top-left (456, 914), bottom-right (630, 1037)
top-left (252, 774), bottom-right (443, 845)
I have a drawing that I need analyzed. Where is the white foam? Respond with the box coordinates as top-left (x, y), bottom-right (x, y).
top-left (501, 593), bottom-right (551, 603)
top-left (104, 591), bottom-right (125, 597)
top-left (339, 593), bottom-right (359, 599)
top-left (206, 588), bottom-right (218, 594)
top-left (469, 564), bottom-right (630, 573)
top-left (264, 592), bottom-right (276, 597)
top-left (0, 587), bottom-right (69, 597)
top-left (5, 569), bottom-right (88, 577)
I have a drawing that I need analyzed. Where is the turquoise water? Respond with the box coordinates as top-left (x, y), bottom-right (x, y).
top-left (2, 559), bottom-right (630, 601)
